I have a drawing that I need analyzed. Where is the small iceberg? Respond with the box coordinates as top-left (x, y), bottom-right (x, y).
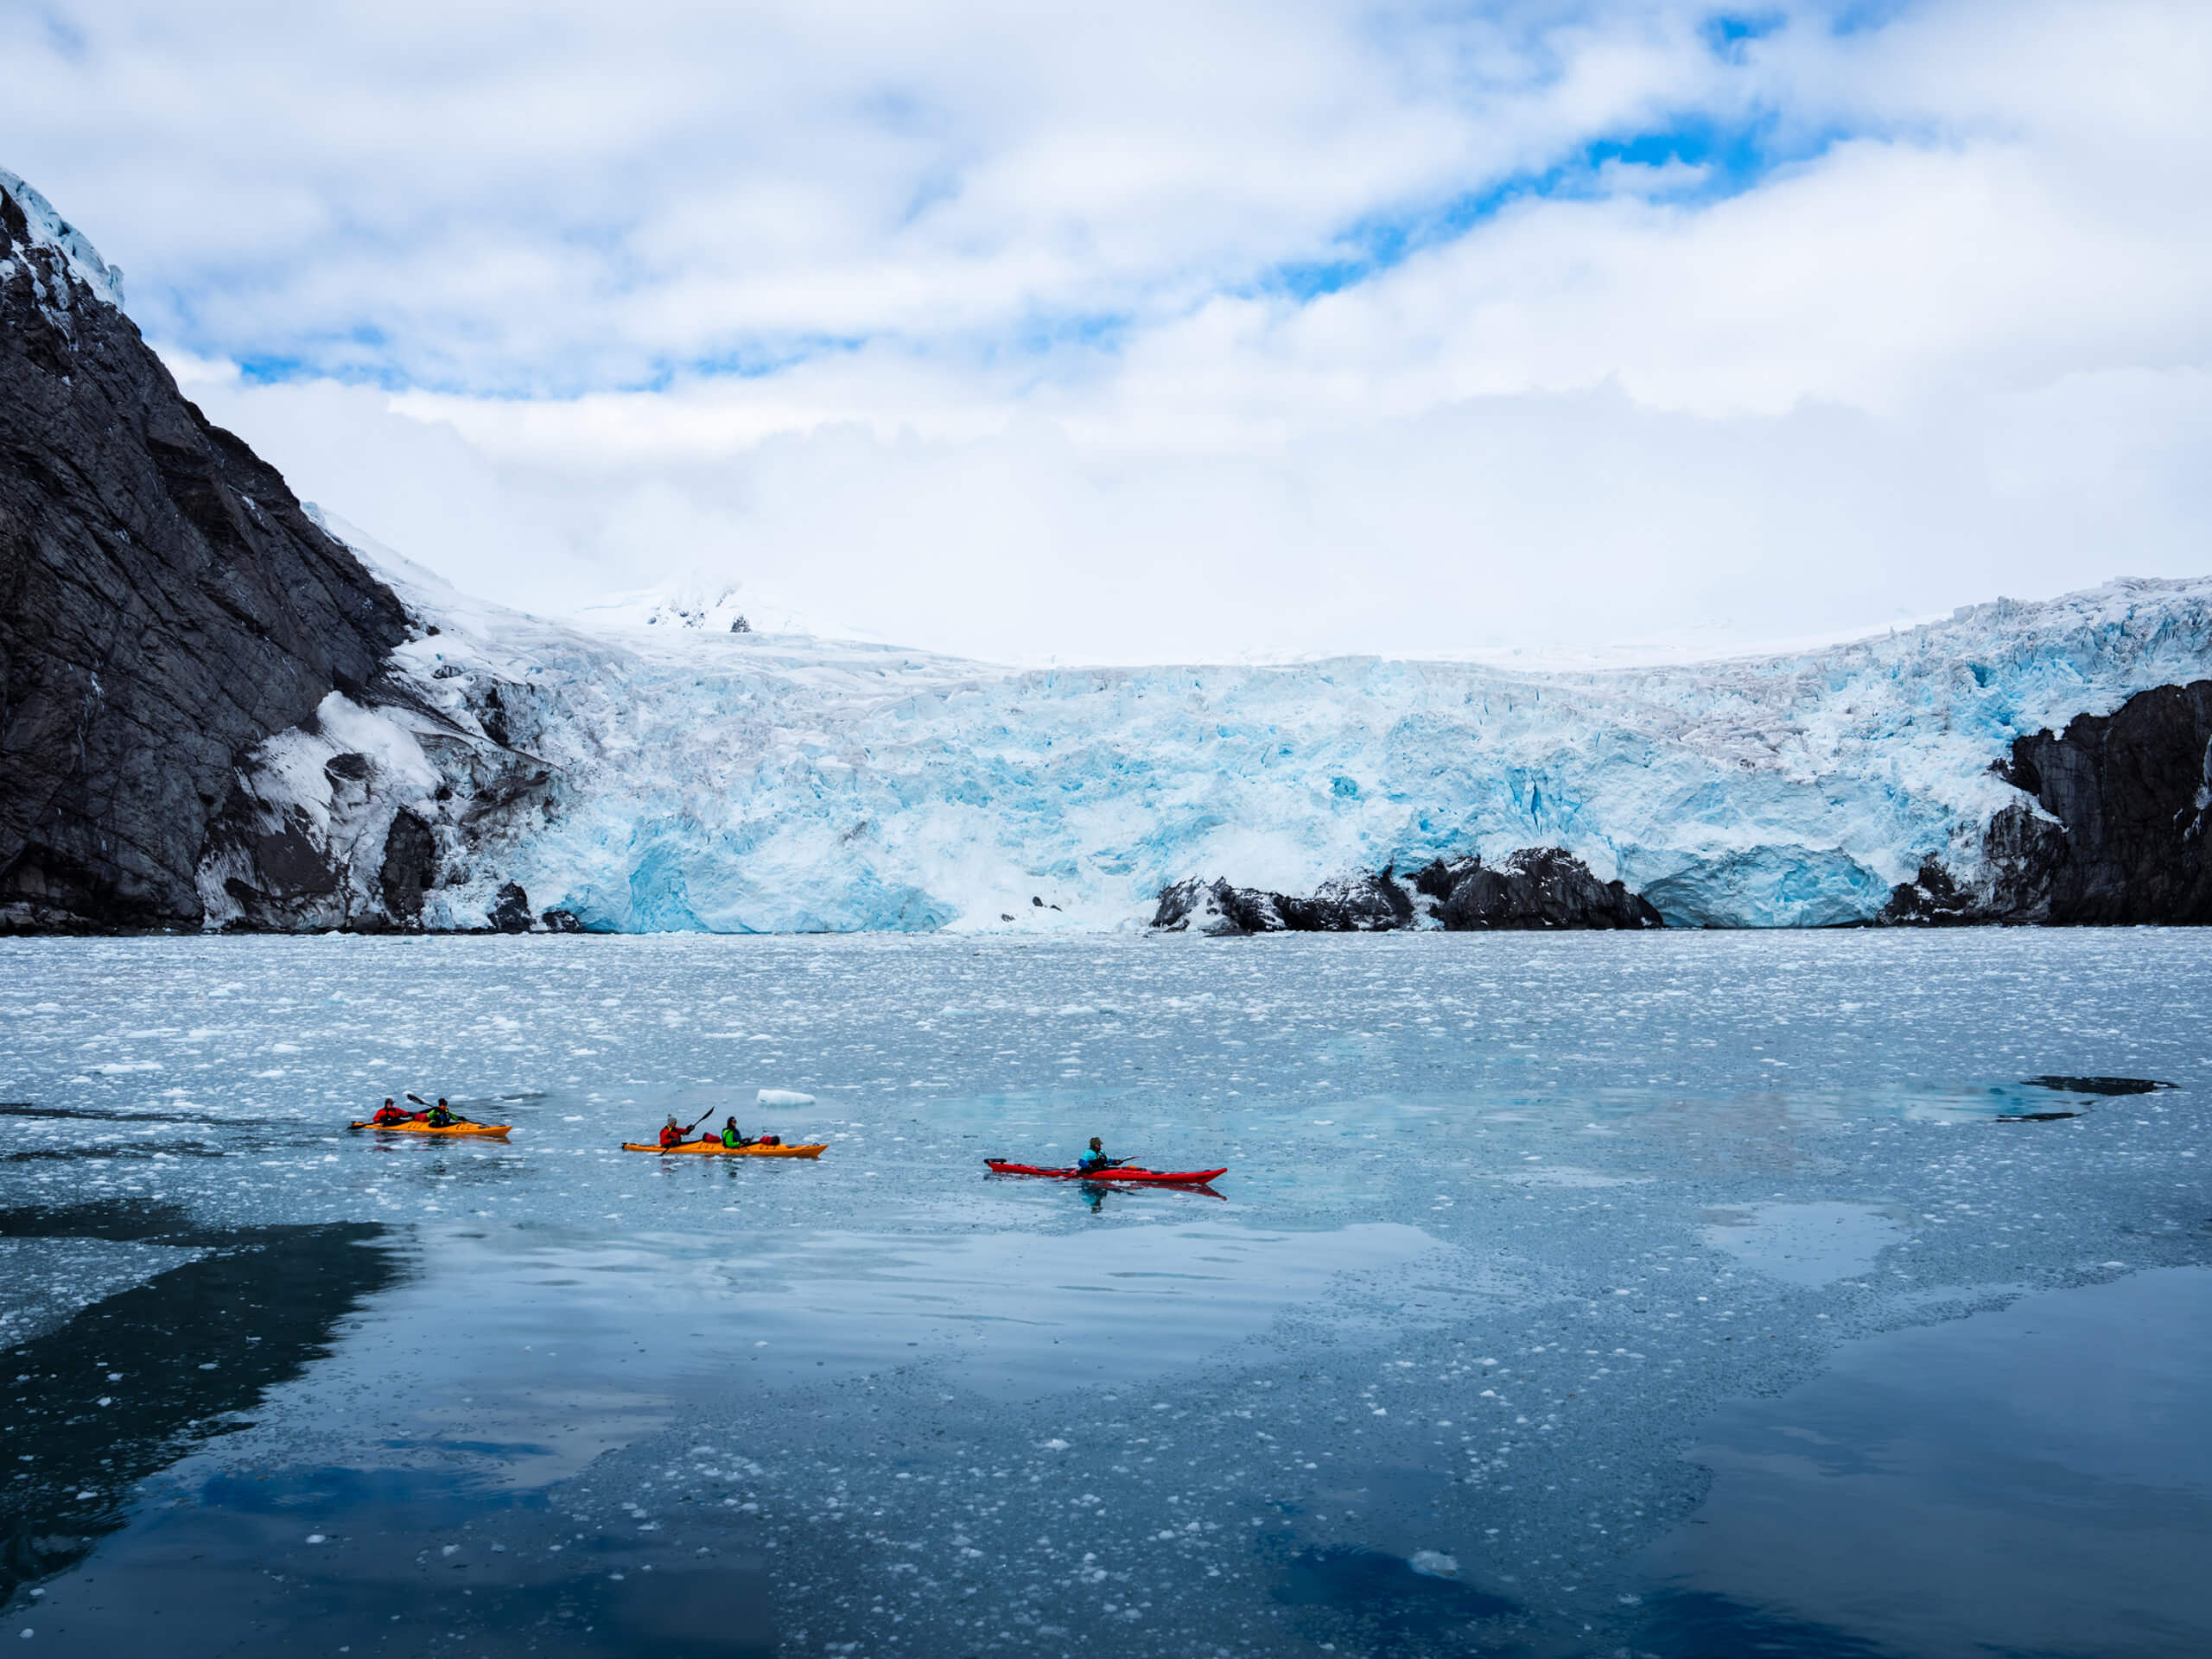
top-left (757, 1089), bottom-right (816, 1107)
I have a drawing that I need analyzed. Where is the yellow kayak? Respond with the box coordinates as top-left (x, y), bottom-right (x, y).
top-left (622, 1139), bottom-right (824, 1159)
top-left (350, 1119), bottom-right (512, 1140)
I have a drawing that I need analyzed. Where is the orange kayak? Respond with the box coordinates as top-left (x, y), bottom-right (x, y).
top-left (621, 1139), bottom-right (824, 1159)
top-left (349, 1119), bottom-right (512, 1139)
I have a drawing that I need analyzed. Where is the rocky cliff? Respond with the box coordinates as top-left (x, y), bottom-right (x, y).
top-left (1152, 849), bottom-right (1662, 935)
top-left (0, 170), bottom-right (411, 930)
top-left (1883, 680), bottom-right (2212, 925)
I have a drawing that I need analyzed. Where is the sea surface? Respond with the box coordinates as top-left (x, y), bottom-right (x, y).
top-left (2, 930), bottom-right (2208, 1658)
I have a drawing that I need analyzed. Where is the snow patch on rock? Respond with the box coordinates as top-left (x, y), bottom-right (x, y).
top-left (0, 168), bottom-right (124, 308)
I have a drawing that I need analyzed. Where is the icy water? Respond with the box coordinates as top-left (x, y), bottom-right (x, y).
top-left (2, 931), bottom-right (2209, 1659)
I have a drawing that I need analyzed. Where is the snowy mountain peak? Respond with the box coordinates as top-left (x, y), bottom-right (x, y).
top-left (572, 575), bottom-right (754, 634)
top-left (0, 168), bottom-right (125, 309)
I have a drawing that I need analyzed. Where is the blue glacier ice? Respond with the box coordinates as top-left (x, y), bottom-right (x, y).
top-left (212, 523), bottom-right (2212, 933)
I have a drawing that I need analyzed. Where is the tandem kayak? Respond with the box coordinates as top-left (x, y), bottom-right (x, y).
top-left (621, 1140), bottom-right (826, 1159)
top-left (349, 1119), bottom-right (512, 1139)
top-left (985, 1160), bottom-right (1226, 1185)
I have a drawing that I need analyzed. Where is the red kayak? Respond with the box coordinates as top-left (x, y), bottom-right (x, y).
top-left (986, 1160), bottom-right (1227, 1186)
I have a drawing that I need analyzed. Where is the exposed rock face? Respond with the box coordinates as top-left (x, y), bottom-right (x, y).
top-left (0, 170), bottom-right (569, 937)
top-left (1153, 849), bottom-right (1661, 935)
top-left (1413, 849), bottom-right (1663, 931)
top-left (377, 810), bottom-right (437, 922)
top-left (486, 880), bottom-right (534, 933)
top-left (1884, 681), bottom-right (2212, 925)
top-left (1153, 871), bottom-right (1414, 935)
top-left (191, 659), bottom-right (569, 935)
top-left (0, 171), bottom-right (410, 930)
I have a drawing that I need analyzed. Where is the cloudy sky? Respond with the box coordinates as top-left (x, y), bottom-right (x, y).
top-left (10, 1), bottom-right (2209, 662)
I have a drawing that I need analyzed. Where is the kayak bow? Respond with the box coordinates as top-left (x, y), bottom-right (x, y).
top-left (621, 1140), bottom-right (826, 1159)
top-left (349, 1119), bottom-right (512, 1139)
top-left (985, 1160), bottom-right (1226, 1185)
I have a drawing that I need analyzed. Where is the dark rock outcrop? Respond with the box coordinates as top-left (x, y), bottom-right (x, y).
top-left (1153, 871), bottom-right (1414, 935)
top-left (1154, 849), bottom-right (1661, 935)
top-left (377, 810), bottom-right (437, 921)
top-left (0, 171), bottom-right (410, 931)
top-left (1414, 849), bottom-right (1663, 931)
top-left (486, 880), bottom-right (534, 933)
top-left (1878, 857), bottom-right (1981, 925)
top-left (1883, 680), bottom-right (2212, 925)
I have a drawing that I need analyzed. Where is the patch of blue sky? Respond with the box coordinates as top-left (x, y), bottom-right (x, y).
top-left (899, 171), bottom-right (964, 228)
top-left (1007, 309), bottom-right (1131, 360)
top-left (36, 7), bottom-right (89, 59)
top-left (1702, 10), bottom-right (1785, 60)
top-left (1827, 0), bottom-right (1921, 36)
top-left (233, 321), bottom-right (410, 388)
top-left (666, 333), bottom-right (873, 387)
top-left (226, 317), bottom-right (868, 397)
top-left (237, 353), bottom-right (317, 386)
top-left (1258, 108), bottom-right (1844, 303)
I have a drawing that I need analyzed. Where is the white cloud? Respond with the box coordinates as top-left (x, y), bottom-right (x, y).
top-left (17, 0), bottom-right (2212, 661)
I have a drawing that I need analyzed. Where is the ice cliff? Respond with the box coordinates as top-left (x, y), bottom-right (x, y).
top-left (206, 530), bottom-right (2212, 933)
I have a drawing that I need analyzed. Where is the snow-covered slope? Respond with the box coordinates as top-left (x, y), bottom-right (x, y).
top-left (207, 528), bottom-right (2212, 933)
top-left (571, 575), bottom-right (757, 636)
top-left (0, 168), bottom-right (124, 309)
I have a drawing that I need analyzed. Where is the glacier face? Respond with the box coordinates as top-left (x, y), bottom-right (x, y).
top-left (212, 529), bottom-right (2212, 933)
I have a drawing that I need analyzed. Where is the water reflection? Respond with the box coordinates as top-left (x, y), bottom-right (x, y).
top-left (1638, 1266), bottom-right (2212, 1658)
top-left (1699, 1201), bottom-right (1907, 1287)
top-left (22, 1463), bottom-right (776, 1658)
top-left (0, 1206), bottom-right (398, 1604)
top-left (1267, 1535), bottom-right (1518, 1653)
top-left (1075, 1179), bottom-right (1226, 1211)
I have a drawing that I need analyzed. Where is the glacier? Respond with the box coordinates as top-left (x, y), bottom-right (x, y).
top-left (204, 516), bottom-right (2212, 934)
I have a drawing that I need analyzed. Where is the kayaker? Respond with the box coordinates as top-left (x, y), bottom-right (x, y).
top-left (372, 1098), bottom-right (410, 1127)
top-left (659, 1115), bottom-right (686, 1150)
top-left (426, 1098), bottom-right (459, 1128)
top-left (719, 1117), bottom-right (756, 1149)
top-left (1076, 1136), bottom-right (1118, 1174)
